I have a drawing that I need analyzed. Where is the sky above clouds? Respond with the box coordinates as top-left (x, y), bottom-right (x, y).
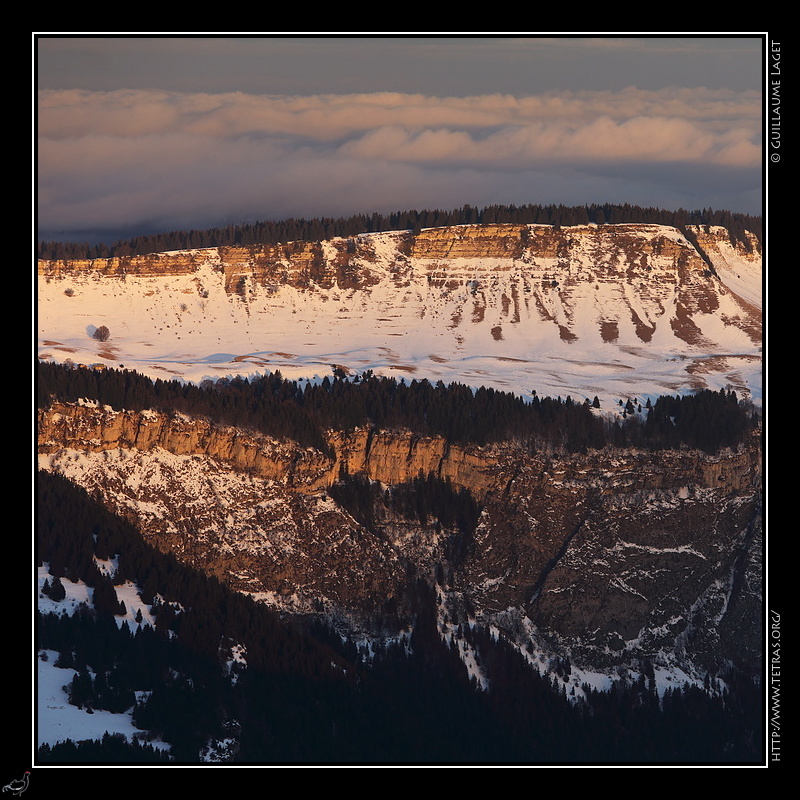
top-left (36, 35), bottom-right (765, 244)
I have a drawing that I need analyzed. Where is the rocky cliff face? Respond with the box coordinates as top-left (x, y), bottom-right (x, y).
top-left (37, 402), bottom-right (333, 490)
top-left (37, 222), bottom-right (760, 300)
top-left (37, 232), bottom-right (398, 292)
top-left (37, 400), bottom-right (762, 678)
top-left (39, 401), bottom-right (757, 498)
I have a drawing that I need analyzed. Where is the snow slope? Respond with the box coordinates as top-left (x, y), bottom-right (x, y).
top-left (37, 224), bottom-right (763, 412)
top-left (36, 566), bottom-right (167, 752)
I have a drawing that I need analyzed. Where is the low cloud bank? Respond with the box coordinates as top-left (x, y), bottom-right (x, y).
top-left (37, 87), bottom-right (762, 241)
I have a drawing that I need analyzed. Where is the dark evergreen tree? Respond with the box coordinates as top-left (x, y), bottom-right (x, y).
top-left (49, 575), bottom-right (66, 601)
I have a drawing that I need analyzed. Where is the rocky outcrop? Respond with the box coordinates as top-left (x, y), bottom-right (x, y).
top-left (686, 224), bottom-right (762, 266)
top-left (37, 249), bottom-right (205, 279)
top-left (37, 232), bottom-right (398, 292)
top-left (38, 402), bottom-right (759, 498)
top-left (412, 222), bottom-right (708, 272)
top-left (35, 401), bottom-right (524, 498)
top-left (37, 402), bottom-right (333, 490)
top-left (411, 224), bottom-right (529, 261)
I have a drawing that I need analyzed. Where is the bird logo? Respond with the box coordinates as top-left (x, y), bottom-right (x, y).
top-left (2, 772), bottom-right (29, 796)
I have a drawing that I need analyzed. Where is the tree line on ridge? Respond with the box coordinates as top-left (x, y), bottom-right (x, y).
top-left (38, 360), bottom-right (759, 456)
top-left (37, 202), bottom-right (761, 261)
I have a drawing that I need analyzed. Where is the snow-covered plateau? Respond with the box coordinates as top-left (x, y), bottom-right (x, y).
top-left (37, 223), bottom-right (762, 410)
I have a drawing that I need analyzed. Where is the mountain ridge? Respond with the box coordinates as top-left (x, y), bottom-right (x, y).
top-left (38, 222), bottom-right (762, 411)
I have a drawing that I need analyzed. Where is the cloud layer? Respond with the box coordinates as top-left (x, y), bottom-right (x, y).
top-left (37, 86), bottom-right (762, 241)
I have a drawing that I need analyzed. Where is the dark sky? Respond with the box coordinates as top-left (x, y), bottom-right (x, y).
top-left (36, 35), bottom-right (765, 243)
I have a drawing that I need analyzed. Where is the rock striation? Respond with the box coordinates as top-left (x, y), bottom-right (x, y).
top-left (37, 222), bottom-right (761, 299)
